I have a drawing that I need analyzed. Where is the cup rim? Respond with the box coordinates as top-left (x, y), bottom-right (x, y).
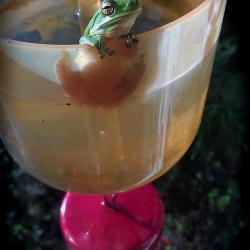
top-left (0, 0), bottom-right (211, 49)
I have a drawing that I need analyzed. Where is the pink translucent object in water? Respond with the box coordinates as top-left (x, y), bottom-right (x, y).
top-left (60, 185), bottom-right (165, 250)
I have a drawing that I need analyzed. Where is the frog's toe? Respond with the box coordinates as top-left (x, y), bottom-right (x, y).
top-left (99, 51), bottom-right (105, 59)
top-left (107, 50), bottom-right (115, 56)
top-left (108, 52), bottom-right (114, 56)
top-left (133, 37), bottom-right (139, 43)
top-left (104, 47), bottom-right (114, 56)
top-left (125, 40), bottom-right (133, 48)
top-left (123, 33), bottom-right (139, 48)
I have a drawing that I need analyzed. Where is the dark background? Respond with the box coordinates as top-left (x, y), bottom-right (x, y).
top-left (0, 0), bottom-right (249, 249)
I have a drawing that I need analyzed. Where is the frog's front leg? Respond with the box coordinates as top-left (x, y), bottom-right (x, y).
top-left (80, 35), bottom-right (114, 58)
top-left (97, 38), bottom-right (114, 58)
top-left (121, 33), bottom-right (138, 48)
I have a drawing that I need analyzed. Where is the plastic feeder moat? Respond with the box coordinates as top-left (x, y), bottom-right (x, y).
top-left (60, 184), bottom-right (165, 250)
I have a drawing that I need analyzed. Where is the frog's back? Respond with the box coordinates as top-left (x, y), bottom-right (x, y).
top-left (83, 11), bottom-right (102, 37)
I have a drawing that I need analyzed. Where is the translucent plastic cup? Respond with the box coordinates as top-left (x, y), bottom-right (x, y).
top-left (0, 0), bottom-right (227, 193)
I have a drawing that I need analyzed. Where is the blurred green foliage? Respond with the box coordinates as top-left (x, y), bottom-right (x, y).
top-left (156, 36), bottom-right (248, 249)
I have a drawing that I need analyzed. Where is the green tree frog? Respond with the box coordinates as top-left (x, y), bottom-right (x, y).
top-left (79, 0), bottom-right (142, 58)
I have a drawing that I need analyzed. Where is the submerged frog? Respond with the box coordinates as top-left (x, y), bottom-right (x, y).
top-left (79, 0), bottom-right (142, 58)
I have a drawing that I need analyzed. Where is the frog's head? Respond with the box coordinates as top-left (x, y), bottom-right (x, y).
top-left (93, 0), bottom-right (142, 37)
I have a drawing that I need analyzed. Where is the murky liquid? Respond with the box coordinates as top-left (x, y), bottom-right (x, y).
top-left (0, 0), bottom-right (216, 194)
top-left (0, 54), bottom-right (214, 193)
top-left (1, 0), bottom-right (203, 44)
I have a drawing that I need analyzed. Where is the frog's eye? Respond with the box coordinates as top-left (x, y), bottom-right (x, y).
top-left (101, 1), bottom-right (114, 15)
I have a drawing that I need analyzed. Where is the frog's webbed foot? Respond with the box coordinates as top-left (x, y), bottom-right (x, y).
top-left (97, 40), bottom-right (114, 59)
top-left (121, 33), bottom-right (138, 48)
top-left (104, 46), bottom-right (114, 56)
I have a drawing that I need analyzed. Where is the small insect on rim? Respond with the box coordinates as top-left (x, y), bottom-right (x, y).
top-left (101, 1), bottom-right (115, 15)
